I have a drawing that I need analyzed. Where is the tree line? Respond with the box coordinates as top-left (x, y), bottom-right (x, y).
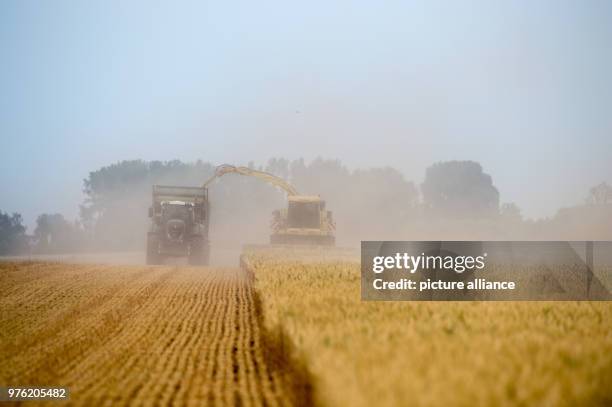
top-left (1, 158), bottom-right (611, 254)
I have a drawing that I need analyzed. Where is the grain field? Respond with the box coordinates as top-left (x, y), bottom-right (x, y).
top-left (0, 261), bottom-right (301, 406)
top-left (243, 251), bottom-right (612, 407)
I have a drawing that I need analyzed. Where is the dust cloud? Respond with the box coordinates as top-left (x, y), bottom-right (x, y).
top-left (4, 157), bottom-right (611, 267)
top-left (95, 159), bottom-right (612, 250)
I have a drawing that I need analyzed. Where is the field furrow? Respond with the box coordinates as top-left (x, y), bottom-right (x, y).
top-left (0, 262), bottom-right (295, 406)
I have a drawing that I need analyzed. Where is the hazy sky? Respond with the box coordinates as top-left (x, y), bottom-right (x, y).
top-left (1, 1), bottom-right (611, 230)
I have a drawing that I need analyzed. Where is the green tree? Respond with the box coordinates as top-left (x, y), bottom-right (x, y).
top-left (421, 161), bottom-right (499, 218)
top-left (0, 211), bottom-right (28, 254)
top-left (34, 213), bottom-right (83, 253)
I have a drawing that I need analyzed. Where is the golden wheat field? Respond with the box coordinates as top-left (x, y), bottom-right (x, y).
top-left (0, 261), bottom-right (303, 406)
top-left (2, 256), bottom-right (612, 407)
top-left (243, 252), bottom-right (612, 407)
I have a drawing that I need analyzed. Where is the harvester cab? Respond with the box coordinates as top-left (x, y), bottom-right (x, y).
top-left (271, 196), bottom-right (335, 245)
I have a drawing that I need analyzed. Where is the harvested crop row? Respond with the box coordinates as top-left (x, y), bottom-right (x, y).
top-left (0, 262), bottom-right (293, 406)
top-left (243, 251), bottom-right (612, 407)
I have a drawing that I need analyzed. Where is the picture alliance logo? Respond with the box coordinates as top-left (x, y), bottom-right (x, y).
top-left (372, 253), bottom-right (488, 274)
